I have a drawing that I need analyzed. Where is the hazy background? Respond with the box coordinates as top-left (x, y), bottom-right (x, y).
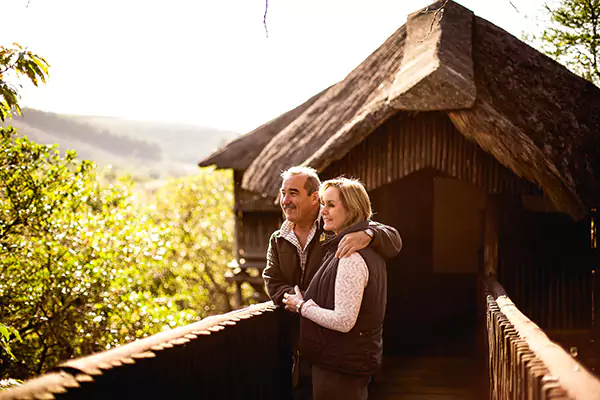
top-left (0, 0), bottom-right (548, 174)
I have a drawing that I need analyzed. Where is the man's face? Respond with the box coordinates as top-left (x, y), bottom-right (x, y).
top-left (280, 174), bottom-right (319, 225)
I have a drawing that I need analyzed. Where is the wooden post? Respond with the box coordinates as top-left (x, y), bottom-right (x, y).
top-left (234, 281), bottom-right (243, 309)
top-left (483, 196), bottom-right (499, 279)
top-left (233, 171), bottom-right (244, 308)
top-left (479, 196), bottom-right (500, 399)
top-left (592, 208), bottom-right (600, 373)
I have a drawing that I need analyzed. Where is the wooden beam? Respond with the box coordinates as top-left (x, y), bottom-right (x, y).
top-left (592, 208), bottom-right (600, 373)
top-left (483, 196), bottom-right (499, 278)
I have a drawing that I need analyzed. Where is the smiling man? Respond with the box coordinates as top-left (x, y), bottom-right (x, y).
top-left (264, 166), bottom-right (402, 306)
top-left (262, 166), bottom-right (402, 399)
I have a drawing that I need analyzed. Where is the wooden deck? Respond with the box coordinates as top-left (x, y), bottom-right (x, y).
top-left (369, 356), bottom-right (485, 400)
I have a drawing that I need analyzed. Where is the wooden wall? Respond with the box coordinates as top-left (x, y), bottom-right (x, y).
top-left (497, 207), bottom-right (592, 330)
top-left (233, 170), bottom-right (281, 268)
top-left (237, 212), bottom-right (282, 263)
top-left (233, 111), bottom-right (593, 351)
top-left (323, 111), bottom-right (541, 197)
top-left (320, 111), bottom-right (593, 355)
top-left (234, 170), bottom-right (281, 213)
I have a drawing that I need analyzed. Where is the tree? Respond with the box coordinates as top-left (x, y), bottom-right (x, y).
top-left (0, 43), bottom-right (49, 121)
top-left (0, 128), bottom-right (195, 378)
top-left (539, 0), bottom-right (600, 85)
top-left (146, 169), bottom-right (238, 315)
top-left (0, 34), bottom-right (243, 379)
top-left (0, 126), bottom-right (240, 379)
top-left (0, 39), bottom-right (50, 379)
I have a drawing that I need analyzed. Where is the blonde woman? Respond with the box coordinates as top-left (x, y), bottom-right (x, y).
top-left (283, 177), bottom-right (387, 400)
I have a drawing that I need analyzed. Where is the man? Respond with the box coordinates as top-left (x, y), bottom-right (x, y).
top-left (263, 166), bottom-right (402, 306)
top-left (262, 166), bottom-right (402, 399)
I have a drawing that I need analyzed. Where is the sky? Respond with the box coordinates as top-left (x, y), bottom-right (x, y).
top-left (1, 0), bottom-right (549, 133)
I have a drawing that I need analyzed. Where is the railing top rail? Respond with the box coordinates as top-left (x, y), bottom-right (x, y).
top-left (60, 301), bottom-right (275, 376)
top-left (0, 301), bottom-right (276, 400)
top-left (485, 278), bottom-right (600, 400)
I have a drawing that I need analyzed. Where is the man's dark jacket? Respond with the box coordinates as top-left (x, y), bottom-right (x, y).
top-left (263, 218), bottom-right (401, 306)
top-left (299, 221), bottom-right (386, 375)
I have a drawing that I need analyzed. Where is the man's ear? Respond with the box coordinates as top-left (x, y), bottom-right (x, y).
top-left (311, 191), bottom-right (319, 205)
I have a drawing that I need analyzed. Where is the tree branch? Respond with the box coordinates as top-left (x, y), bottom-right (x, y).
top-left (509, 0), bottom-right (520, 14)
top-left (263, 0), bottom-right (269, 38)
top-left (420, 0), bottom-right (451, 43)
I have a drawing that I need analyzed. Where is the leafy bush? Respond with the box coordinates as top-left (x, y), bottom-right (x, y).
top-left (0, 127), bottom-right (237, 378)
top-left (146, 169), bottom-right (236, 315)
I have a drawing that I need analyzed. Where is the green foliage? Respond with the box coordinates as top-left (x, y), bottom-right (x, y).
top-left (0, 38), bottom-right (240, 380)
top-left (0, 44), bottom-right (49, 121)
top-left (0, 323), bottom-right (21, 361)
top-left (539, 0), bottom-right (600, 84)
top-left (0, 127), bottom-right (237, 379)
top-left (147, 170), bottom-right (236, 315)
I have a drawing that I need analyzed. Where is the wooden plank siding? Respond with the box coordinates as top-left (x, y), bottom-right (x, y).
top-left (233, 170), bottom-right (280, 213)
top-left (319, 111), bottom-right (594, 366)
top-left (322, 111), bottom-right (541, 197)
top-left (498, 251), bottom-right (592, 331)
top-left (233, 170), bottom-right (282, 267)
top-left (497, 206), bottom-right (593, 332)
top-left (237, 212), bottom-right (282, 263)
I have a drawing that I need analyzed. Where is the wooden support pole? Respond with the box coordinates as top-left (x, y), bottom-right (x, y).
top-left (483, 196), bottom-right (499, 279)
top-left (478, 195), bottom-right (499, 399)
top-left (592, 208), bottom-right (600, 373)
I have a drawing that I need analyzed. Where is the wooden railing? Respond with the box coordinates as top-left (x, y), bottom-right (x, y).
top-left (0, 302), bottom-right (292, 400)
top-left (486, 279), bottom-right (600, 399)
top-left (5, 280), bottom-right (600, 400)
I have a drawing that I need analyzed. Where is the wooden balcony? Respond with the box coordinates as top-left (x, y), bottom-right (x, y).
top-left (1, 281), bottom-right (599, 400)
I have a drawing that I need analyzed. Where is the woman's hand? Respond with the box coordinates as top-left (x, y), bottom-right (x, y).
top-left (282, 285), bottom-right (304, 313)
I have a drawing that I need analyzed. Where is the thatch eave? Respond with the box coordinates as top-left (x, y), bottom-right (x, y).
top-left (240, 1), bottom-right (600, 220)
top-left (198, 88), bottom-right (330, 170)
top-left (241, 24), bottom-right (408, 195)
top-left (444, 16), bottom-right (600, 220)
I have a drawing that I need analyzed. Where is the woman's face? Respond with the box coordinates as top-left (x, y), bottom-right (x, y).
top-left (321, 186), bottom-right (350, 235)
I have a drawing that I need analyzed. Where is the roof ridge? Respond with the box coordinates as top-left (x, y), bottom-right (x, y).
top-left (388, 0), bottom-right (476, 110)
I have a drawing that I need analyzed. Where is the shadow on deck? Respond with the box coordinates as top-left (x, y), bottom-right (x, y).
top-left (371, 356), bottom-right (483, 400)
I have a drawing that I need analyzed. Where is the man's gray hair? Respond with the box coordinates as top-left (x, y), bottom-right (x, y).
top-left (281, 166), bottom-right (321, 195)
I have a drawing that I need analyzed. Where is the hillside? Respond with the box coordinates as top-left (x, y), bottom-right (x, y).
top-left (3, 108), bottom-right (239, 177)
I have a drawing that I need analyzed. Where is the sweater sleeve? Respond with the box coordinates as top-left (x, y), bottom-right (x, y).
top-left (301, 253), bottom-right (368, 333)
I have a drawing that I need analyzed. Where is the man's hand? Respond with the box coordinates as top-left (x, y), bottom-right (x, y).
top-left (336, 230), bottom-right (371, 258)
top-left (282, 286), bottom-right (304, 313)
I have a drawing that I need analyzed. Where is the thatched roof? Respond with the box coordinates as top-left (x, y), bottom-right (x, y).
top-left (448, 16), bottom-right (600, 220)
top-left (198, 88), bottom-right (329, 170)
top-left (201, 0), bottom-right (600, 220)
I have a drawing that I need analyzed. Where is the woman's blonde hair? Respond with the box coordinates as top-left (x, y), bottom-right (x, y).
top-left (319, 177), bottom-right (372, 230)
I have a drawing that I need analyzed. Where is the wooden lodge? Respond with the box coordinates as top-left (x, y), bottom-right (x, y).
top-left (202, 0), bottom-right (600, 365)
top-left (3, 1), bottom-right (600, 399)
top-left (199, 0), bottom-right (600, 396)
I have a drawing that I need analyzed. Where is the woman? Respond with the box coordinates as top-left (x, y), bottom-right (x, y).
top-left (283, 177), bottom-right (387, 400)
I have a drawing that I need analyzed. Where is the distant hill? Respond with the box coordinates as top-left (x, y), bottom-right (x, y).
top-left (3, 108), bottom-right (239, 178)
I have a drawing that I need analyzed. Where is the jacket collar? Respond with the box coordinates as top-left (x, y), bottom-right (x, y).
top-left (322, 220), bottom-right (371, 250)
top-left (278, 211), bottom-right (323, 236)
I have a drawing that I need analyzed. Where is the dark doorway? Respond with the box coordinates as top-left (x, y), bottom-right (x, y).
top-left (369, 169), bottom-right (484, 357)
